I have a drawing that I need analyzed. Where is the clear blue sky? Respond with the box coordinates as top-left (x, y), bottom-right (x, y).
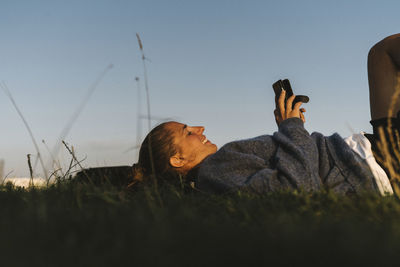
top-left (1, 0), bottom-right (399, 177)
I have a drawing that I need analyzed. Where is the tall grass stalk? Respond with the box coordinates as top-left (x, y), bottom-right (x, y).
top-left (135, 76), bottom-right (142, 149)
top-left (136, 34), bottom-right (152, 133)
top-left (42, 139), bottom-right (64, 178)
top-left (376, 76), bottom-right (400, 197)
top-left (27, 154), bottom-right (33, 186)
top-left (50, 64), bottom-right (113, 169)
top-left (62, 140), bottom-right (93, 185)
top-left (121, 76), bottom-right (143, 153)
top-left (138, 114), bottom-right (174, 122)
top-left (1, 81), bottom-right (48, 180)
top-left (0, 159), bottom-right (4, 183)
top-left (386, 76), bottom-right (400, 159)
top-left (136, 33), bottom-right (162, 207)
top-left (1, 170), bottom-right (13, 185)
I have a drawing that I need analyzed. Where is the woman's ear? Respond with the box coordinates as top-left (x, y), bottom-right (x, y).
top-left (169, 154), bottom-right (187, 168)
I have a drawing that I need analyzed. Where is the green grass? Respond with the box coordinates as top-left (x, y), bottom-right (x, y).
top-left (1, 181), bottom-right (400, 267)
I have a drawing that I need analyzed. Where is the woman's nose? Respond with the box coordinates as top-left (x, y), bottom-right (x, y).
top-left (195, 126), bottom-right (204, 134)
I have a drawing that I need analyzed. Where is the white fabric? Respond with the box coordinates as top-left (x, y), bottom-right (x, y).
top-left (344, 132), bottom-right (393, 195)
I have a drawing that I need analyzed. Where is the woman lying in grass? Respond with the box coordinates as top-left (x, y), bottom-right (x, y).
top-left (131, 33), bottom-right (400, 195)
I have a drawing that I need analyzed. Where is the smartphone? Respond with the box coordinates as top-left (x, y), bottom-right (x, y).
top-left (272, 79), bottom-right (309, 107)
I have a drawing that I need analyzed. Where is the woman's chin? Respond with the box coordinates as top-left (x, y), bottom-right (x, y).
top-left (209, 144), bottom-right (218, 153)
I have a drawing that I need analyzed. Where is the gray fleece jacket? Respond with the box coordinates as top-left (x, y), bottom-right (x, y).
top-left (195, 118), bottom-right (379, 195)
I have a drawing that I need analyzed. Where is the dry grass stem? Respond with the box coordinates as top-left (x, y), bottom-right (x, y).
top-left (42, 139), bottom-right (65, 178)
top-left (0, 170), bottom-right (14, 185)
top-left (62, 141), bottom-right (93, 185)
top-left (135, 33), bottom-right (162, 207)
top-left (135, 76), bottom-right (142, 149)
top-left (376, 76), bottom-right (400, 197)
top-left (47, 168), bottom-right (63, 181)
top-left (136, 33), bottom-right (143, 51)
top-left (27, 154), bottom-right (33, 187)
top-left (0, 160), bottom-right (4, 183)
top-left (50, 64), bottom-right (113, 168)
top-left (1, 81), bottom-right (48, 181)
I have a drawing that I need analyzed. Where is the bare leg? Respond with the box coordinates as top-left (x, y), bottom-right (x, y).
top-left (368, 34), bottom-right (400, 120)
top-left (367, 34), bottom-right (400, 180)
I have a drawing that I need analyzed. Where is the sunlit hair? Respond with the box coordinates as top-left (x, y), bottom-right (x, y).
top-left (130, 122), bottom-right (179, 186)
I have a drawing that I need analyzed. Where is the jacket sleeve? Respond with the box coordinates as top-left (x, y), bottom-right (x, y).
top-left (196, 118), bottom-right (323, 194)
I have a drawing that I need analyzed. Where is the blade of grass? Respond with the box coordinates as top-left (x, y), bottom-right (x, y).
top-left (50, 64), bottom-right (113, 168)
top-left (43, 139), bottom-right (65, 178)
top-left (376, 76), bottom-right (400, 198)
top-left (27, 154), bottom-right (33, 187)
top-left (1, 81), bottom-right (49, 181)
top-left (0, 159), bottom-right (3, 183)
top-left (62, 140), bottom-right (94, 185)
top-left (136, 33), bottom-right (162, 207)
top-left (135, 77), bottom-right (142, 148)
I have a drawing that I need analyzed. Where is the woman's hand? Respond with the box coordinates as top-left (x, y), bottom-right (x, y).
top-left (274, 89), bottom-right (306, 126)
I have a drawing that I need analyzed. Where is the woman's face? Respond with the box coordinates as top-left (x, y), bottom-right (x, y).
top-left (166, 122), bottom-right (217, 172)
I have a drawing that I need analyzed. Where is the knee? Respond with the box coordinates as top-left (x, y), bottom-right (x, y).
top-left (368, 37), bottom-right (386, 61)
top-left (368, 34), bottom-right (400, 61)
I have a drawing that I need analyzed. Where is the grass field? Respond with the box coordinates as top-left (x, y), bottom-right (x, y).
top-left (1, 180), bottom-right (400, 267)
